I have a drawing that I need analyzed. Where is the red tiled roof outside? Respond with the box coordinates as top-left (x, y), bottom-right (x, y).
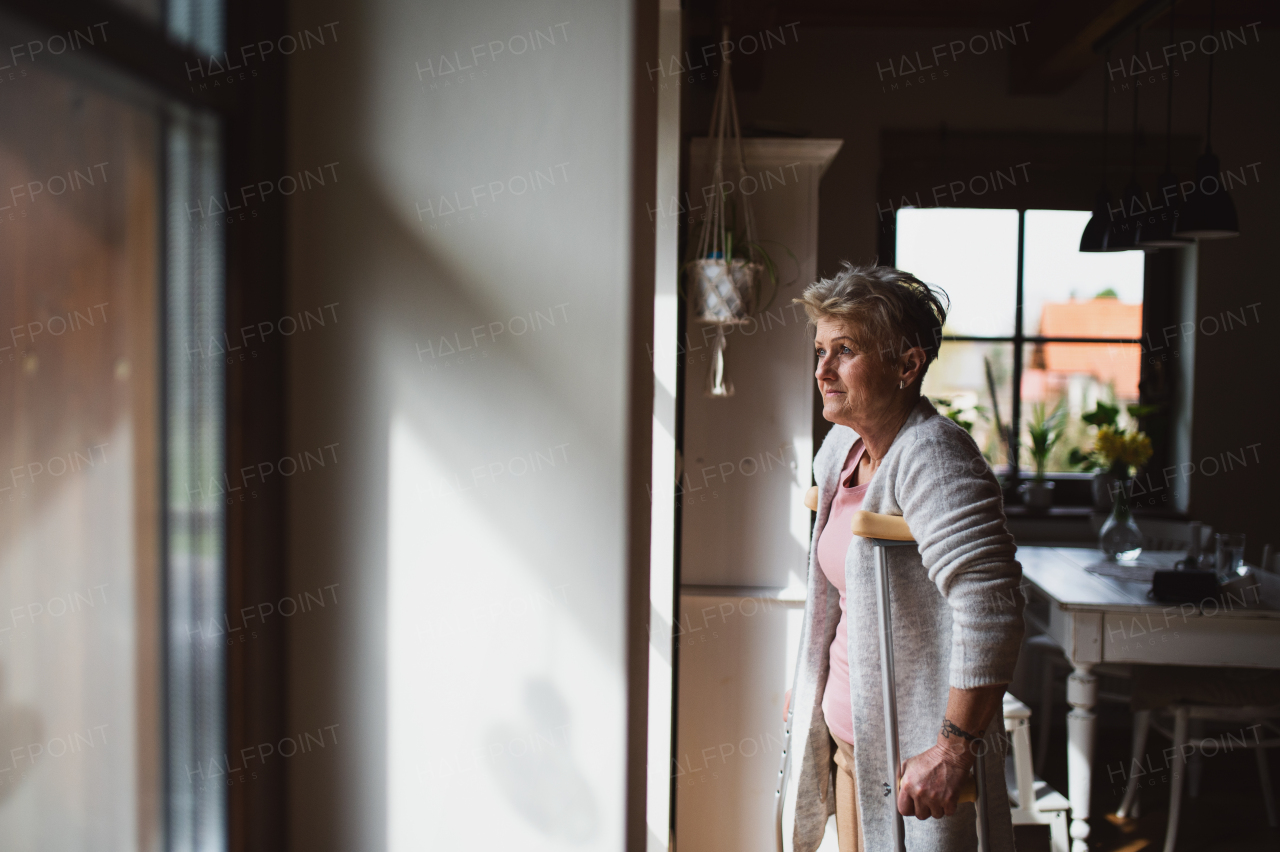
top-left (1032, 299), bottom-right (1142, 399)
top-left (1039, 298), bottom-right (1142, 339)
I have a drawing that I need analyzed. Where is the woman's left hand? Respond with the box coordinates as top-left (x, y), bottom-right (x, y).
top-left (896, 743), bottom-right (974, 820)
top-left (897, 684), bottom-right (1004, 819)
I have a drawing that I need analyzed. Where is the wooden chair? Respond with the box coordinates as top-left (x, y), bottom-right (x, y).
top-left (1117, 702), bottom-right (1280, 852)
top-left (1003, 694), bottom-right (1071, 852)
top-left (1134, 519), bottom-right (1215, 555)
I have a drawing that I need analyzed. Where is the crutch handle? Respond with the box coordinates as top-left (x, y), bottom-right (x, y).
top-left (802, 500), bottom-right (916, 545)
top-left (850, 510), bottom-right (913, 542)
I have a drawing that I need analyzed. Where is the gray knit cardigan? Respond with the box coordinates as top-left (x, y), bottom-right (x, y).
top-left (785, 397), bottom-right (1024, 852)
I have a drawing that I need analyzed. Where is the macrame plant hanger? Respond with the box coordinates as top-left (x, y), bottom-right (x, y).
top-left (692, 24), bottom-right (763, 397)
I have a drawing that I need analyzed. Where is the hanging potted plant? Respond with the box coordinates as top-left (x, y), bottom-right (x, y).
top-left (1020, 401), bottom-right (1065, 512)
top-left (684, 25), bottom-right (790, 398)
top-left (689, 198), bottom-right (786, 329)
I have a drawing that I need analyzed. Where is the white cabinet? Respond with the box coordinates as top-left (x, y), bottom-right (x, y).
top-left (676, 138), bottom-right (841, 852)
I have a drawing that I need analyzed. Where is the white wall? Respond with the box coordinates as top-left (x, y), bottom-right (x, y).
top-left (287, 1), bottom-right (654, 850)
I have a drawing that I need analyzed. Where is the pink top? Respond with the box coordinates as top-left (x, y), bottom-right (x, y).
top-left (818, 439), bottom-right (869, 745)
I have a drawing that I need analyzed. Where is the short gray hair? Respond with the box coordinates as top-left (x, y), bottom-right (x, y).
top-left (794, 262), bottom-right (949, 370)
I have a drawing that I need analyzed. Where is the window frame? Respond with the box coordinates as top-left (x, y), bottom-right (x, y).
top-left (894, 206), bottom-right (1149, 503)
top-left (0, 1), bottom-right (291, 849)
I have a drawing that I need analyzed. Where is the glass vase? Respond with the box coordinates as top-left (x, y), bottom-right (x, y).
top-left (1091, 471), bottom-right (1118, 510)
top-left (1099, 477), bottom-right (1143, 560)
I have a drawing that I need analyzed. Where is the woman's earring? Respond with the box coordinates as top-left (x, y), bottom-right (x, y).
top-left (899, 380), bottom-right (905, 389)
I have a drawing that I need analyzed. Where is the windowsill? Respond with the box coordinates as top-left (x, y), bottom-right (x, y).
top-left (1004, 505), bottom-right (1093, 518)
top-left (1004, 504), bottom-right (1190, 519)
top-left (1015, 471), bottom-right (1096, 480)
top-left (1001, 472), bottom-right (1190, 518)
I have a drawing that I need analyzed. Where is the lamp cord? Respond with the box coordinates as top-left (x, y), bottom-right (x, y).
top-left (1165, 0), bottom-right (1176, 170)
top-left (1101, 47), bottom-right (1110, 190)
top-left (1130, 25), bottom-right (1141, 181)
top-left (1206, 0), bottom-right (1216, 152)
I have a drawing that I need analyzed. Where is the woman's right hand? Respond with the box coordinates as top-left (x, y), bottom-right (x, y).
top-left (783, 689), bottom-right (791, 723)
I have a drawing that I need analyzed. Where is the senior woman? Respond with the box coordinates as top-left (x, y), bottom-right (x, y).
top-left (782, 263), bottom-right (1024, 852)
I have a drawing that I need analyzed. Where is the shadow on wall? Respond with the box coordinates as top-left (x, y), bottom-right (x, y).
top-left (287, 2), bottom-right (640, 847)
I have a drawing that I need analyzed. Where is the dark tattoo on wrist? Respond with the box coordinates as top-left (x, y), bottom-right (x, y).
top-left (940, 719), bottom-right (979, 742)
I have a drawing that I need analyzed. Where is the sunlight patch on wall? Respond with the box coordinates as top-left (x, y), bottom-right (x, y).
top-left (387, 413), bottom-right (621, 852)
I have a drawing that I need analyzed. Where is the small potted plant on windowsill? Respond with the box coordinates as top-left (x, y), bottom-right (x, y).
top-left (1021, 401), bottom-right (1065, 513)
top-left (931, 396), bottom-right (989, 436)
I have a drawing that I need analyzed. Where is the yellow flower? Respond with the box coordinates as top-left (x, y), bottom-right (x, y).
top-left (1121, 431), bottom-right (1153, 468)
top-left (1091, 424), bottom-right (1152, 471)
top-left (1094, 424), bottom-right (1125, 466)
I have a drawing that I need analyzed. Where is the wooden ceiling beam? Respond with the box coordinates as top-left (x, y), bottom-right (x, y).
top-left (1009, 0), bottom-right (1155, 94)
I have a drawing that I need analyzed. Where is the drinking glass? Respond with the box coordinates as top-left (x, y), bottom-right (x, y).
top-left (1215, 533), bottom-right (1247, 581)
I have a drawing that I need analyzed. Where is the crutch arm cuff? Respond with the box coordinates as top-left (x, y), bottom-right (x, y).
top-left (850, 510), bottom-right (914, 542)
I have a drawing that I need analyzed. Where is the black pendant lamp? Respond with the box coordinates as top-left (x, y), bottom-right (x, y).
top-left (1080, 49), bottom-right (1115, 252)
top-left (1102, 26), bottom-right (1149, 251)
top-left (1137, 1), bottom-right (1194, 247)
top-left (1174, 0), bottom-right (1240, 239)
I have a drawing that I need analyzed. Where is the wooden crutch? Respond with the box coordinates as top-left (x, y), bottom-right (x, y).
top-left (776, 488), bottom-right (987, 852)
top-left (852, 508), bottom-right (989, 852)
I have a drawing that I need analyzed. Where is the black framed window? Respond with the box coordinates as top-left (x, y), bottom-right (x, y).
top-left (895, 207), bottom-right (1147, 493)
top-left (165, 105), bottom-right (226, 852)
top-left (0, 0), bottom-right (230, 848)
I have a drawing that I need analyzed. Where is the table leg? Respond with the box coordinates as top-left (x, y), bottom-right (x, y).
top-left (1066, 663), bottom-right (1097, 852)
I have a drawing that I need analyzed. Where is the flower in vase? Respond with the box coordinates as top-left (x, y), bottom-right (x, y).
top-left (1120, 431), bottom-right (1152, 469)
top-left (1091, 424), bottom-right (1152, 477)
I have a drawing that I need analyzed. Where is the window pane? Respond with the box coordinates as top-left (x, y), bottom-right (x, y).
top-left (1021, 341), bottom-right (1142, 472)
top-left (1023, 209), bottom-right (1145, 338)
top-left (896, 208), bottom-right (1019, 337)
top-left (922, 341), bottom-right (1014, 471)
top-left (0, 65), bottom-right (160, 848)
top-left (166, 112), bottom-right (226, 852)
top-left (167, 0), bottom-right (225, 55)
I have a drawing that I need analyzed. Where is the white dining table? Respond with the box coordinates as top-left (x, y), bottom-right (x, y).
top-left (1017, 546), bottom-right (1280, 852)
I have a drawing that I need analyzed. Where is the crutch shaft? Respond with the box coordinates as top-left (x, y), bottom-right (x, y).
top-left (874, 545), bottom-right (907, 852)
top-left (975, 750), bottom-right (991, 851)
top-left (862, 513), bottom-right (988, 852)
